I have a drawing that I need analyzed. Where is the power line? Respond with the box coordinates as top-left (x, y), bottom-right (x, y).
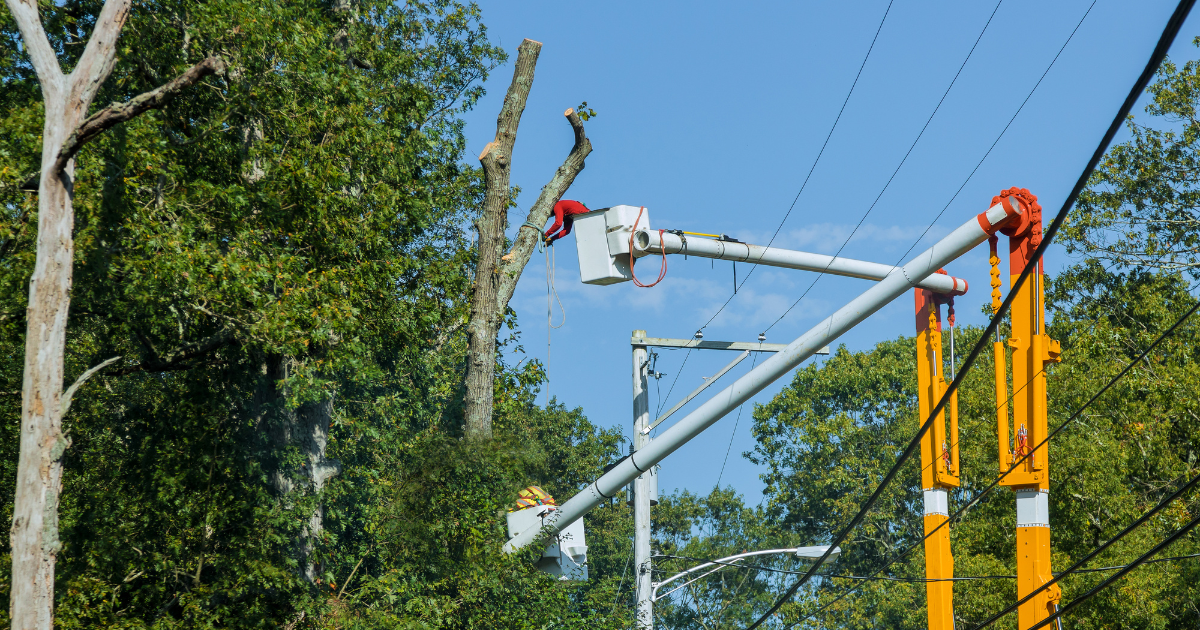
top-left (1031, 511), bottom-right (1200, 630)
top-left (654, 552), bottom-right (1200, 583)
top-left (746, 2), bottom-right (1197, 626)
top-left (716, 351), bottom-right (759, 488)
top-left (609, 538), bottom-right (635, 619)
top-left (775, 271), bottom-right (1199, 625)
top-left (762, 0), bottom-right (1005, 334)
top-left (656, 348), bottom-right (692, 418)
top-left (786, 282), bottom-right (1200, 629)
top-left (972, 465), bottom-right (1200, 629)
top-left (694, 0), bottom-right (895, 334)
top-left (891, 0), bottom-right (1097, 268)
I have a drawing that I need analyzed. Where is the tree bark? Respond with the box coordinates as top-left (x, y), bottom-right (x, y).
top-left (255, 355), bottom-right (340, 584)
top-left (6, 0), bottom-right (130, 625)
top-left (5, 0), bottom-right (223, 625)
top-left (54, 55), bottom-right (226, 173)
top-left (462, 39), bottom-right (592, 441)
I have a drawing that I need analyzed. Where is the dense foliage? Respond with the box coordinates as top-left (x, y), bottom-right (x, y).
top-left (0, 1), bottom-right (632, 627)
top-left (4, 4), bottom-right (1200, 630)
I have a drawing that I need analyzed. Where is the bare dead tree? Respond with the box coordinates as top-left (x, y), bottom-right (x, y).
top-left (463, 38), bottom-right (592, 440)
top-left (5, 1), bottom-right (224, 625)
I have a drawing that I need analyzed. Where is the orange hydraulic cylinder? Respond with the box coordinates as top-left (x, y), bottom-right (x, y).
top-left (915, 289), bottom-right (959, 630)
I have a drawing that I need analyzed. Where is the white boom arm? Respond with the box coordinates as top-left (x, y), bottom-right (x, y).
top-left (632, 230), bottom-right (967, 295)
top-left (504, 199), bottom-right (1021, 553)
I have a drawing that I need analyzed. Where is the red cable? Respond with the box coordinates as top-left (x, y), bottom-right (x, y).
top-left (629, 206), bottom-right (668, 288)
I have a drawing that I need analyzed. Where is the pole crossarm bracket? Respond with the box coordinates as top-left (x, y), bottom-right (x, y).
top-left (631, 336), bottom-right (830, 354)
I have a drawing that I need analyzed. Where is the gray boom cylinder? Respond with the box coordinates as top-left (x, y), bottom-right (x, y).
top-left (633, 230), bottom-right (967, 295)
top-left (503, 200), bottom-right (1019, 553)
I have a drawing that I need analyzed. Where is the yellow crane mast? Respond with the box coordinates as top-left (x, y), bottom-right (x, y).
top-left (989, 188), bottom-right (1062, 629)
top-left (914, 280), bottom-right (960, 630)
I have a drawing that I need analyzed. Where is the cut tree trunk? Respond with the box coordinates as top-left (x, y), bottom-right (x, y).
top-left (462, 39), bottom-right (592, 441)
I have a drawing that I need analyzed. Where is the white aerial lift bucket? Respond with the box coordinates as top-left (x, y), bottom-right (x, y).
top-left (574, 205), bottom-right (650, 285)
top-left (506, 504), bottom-right (589, 581)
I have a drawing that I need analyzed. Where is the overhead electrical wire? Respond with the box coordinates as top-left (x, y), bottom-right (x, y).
top-left (971, 462), bottom-right (1200, 629)
top-left (745, 1), bottom-right (1197, 627)
top-left (891, 0), bottom-right (1097, 268)
top-left (773, 267), bottom-right (1200, 624)
top-left (715, 351), bottom-right (760, 488)
top-left (785, 280), bottom-right (1200, 629)
top-left (692, 0), bottom-right (895, 335)
top-left (762, 0), bottom-right (1005, 334)
top-left (1031, 511), bottom-right (1200, 630)
top-left (654, 551), bottom-right (1200, 584)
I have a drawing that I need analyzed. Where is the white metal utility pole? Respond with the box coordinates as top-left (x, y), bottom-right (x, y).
top-left (632, 330), bottom-right (653, 629)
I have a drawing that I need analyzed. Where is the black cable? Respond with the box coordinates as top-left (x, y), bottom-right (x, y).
top-left (892, 0), bottom-right (1097, 267)
top-left (694, 0), bottom-right (895, 334)
top-left (655, 551), bottom-right (1200, 583)
top-left (1031, 511), bottom-right (1200, 630)
top-left (789, 287), bottom-right (1200, 629)
top-left (716, 351), bottom-right (759, 488)
top-left (763, 0), bottom-right (1005, 334)
top-left (657, 348), bottom-right (693, 418)
top-left (1072, 552), bottom-right (1200, 573)
top-left (972, 468), bottom-right (1200, 629)
top-left (609, 539), bottom-right (635, 618)
top-left (748, 2), bottom-right (1197, 626)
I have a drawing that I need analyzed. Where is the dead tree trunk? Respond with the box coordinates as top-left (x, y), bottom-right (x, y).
top-left (5, 1), bottom-right (222, 625)
top-left (6, 2), bottom-right (129, 626)
top-left (462, 39), bottom-right (592, 441)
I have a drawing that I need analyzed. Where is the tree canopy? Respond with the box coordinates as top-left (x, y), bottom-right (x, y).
top-left (2, 4), bottom-right (1200, 630)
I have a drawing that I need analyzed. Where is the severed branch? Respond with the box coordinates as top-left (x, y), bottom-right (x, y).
top-left (53, 55), bottom-right (226, 173)
top-left (495, 107), bottom-right (592, 310)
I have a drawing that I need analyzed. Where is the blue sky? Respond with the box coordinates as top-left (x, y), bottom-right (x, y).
top-left (459, 1), bottom-right (1199, 507)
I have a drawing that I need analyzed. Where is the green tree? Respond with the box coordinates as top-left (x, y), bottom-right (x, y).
top-left (652, 487), bottom-right (813, 630)
top-left (1068, 37), bottom-right (1200, 275)
top-left (742, 268), bottom-right (1200, 629)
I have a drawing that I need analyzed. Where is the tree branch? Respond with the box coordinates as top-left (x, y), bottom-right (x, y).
top-left (61, 355), bottom-right (121, 417)
top-left (54, 55), bottom-right (226, 173)
top-left (67, 0), bottom-right (132, 106)
top-left (3, 0), bottom-right (65, 84)
top-left (107, 328), bottom-right (234, 376)
top-left (496, 107), bottom-right (592, 309)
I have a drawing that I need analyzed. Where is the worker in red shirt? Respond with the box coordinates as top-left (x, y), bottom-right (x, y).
top-left (544, 199), bottom-right (590, 243)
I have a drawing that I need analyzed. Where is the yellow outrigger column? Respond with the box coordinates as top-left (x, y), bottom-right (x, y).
top-left (989, 188), bottom-right (1062, 629)
top-left (914, 283), bottom-right (961, 630)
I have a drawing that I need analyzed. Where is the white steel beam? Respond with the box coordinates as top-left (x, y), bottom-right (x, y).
top-left (504, 199), bottom-right (1021, 554)
top-left (632, 230), bottom-right (967, 295)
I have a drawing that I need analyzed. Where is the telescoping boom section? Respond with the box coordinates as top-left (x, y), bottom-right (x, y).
top-left (503, 195), bottom-right (1027, 555)
top-left (631, 228), bottom-right (968, 295)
